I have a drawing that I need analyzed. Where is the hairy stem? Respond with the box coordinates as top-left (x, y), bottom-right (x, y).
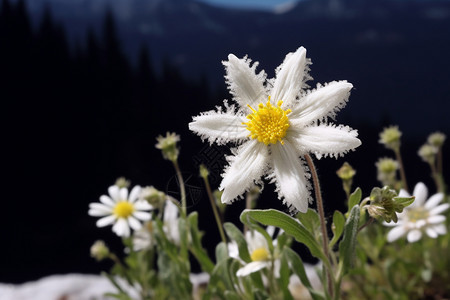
top-left (202, 174), bottom-right (227, 245)
top-left (172, 160), bottom-right (187, 218)
top-left (394, 148), bottom-right (409, 193)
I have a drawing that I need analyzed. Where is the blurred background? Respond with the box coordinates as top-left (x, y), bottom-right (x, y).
top-left (2, 0), bottom-right (450, 284)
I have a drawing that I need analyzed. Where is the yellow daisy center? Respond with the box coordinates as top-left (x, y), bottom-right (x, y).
top-left (113, 201), bottom-right (135, 218)
top-left (250, 247), bottom-right (270, 262)
top-left (407, 207), bottom-right (430, 223)
top-left (244, 99), bottom-right (291, 145)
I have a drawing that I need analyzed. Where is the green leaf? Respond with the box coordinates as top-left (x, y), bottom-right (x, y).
top-left (296, 209), bottom-right (321, 239)
top-left (215, 242), bottom-right (228, 262)
top-left (188, 212), bottom-right (215, 273)
top-left (224, 222), bottom-right (251, 262)
top-left (329, 210), bottom-right (345, 249)
top-left (338, 205), bottom-right (360, 275)
top-left (240, 209), bottom-right (326, 261)
top-left (282, 248), bottom-right (325, 300)
top-left (348, 188), bottom-right (362, 210)
top-left (279, 251), bottom-right (294, 300)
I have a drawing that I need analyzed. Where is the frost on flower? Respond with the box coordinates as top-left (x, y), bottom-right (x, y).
top-left (88, 185), bottom-right (153, 237)
top-left (384, 182), bottom-right (449, 243)
top-left (189, 47), bottom-right (361, 213)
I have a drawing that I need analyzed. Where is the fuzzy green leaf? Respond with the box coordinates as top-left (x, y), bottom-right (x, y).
top-left (224, 222), bottom-right (251, 262)
top-left (339, 205), bottom-right (360, 274)
top-left (329, 210), bottom-right (345, 249)
top-left (348, 188), bottom-right (362, 209)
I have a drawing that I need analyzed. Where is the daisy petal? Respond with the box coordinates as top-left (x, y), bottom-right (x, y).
top-left (220, 140), bottom-right (269, 204)
top-left (271, 47), bottom-right (308, 107)
top-left (99, 195), bottom-right (116, 207)
top-left (134, 200), bottom-right (153, 211)
top-left (270, 140), bottom-right (310, 213)
top-left (223, 54), bottom-right (267, 111)
top-left (133, 211), bottom-right (152, 222)
top-left (113, 218), bottom-right (130, 237)
top-left (108, 185), bottom-right (120, 201)
top-left (96, 215), bottom-right (116, 227)
top-left (433, 224), bottom-right (447, 235)
top-left (236, 261), bottom-right (269, 277)
top-left (290, 81), bottom-right (352, 125)
top-left (128, 216), bottom-right (142, 231)
top-left (189, 110), bottom-right (248, 145)
top-left (425, 227), bottom-right (438, 238)
top-left (129, 186), bottom-right (141, 203)
top-left (427, 215), bottom-right (446, 224)
top-left (412, 182), bottom-right (427, 207)
top-left (119, 187), bottom-right (128, 201)
top-left (429, 203), bottom-right (450, 216)
top-left (424, 193), bottom-right (444, 209)
top-left (398, 189), bottom-right (411, 198)
top-left (407, 229), bottom-right (422, 243)
top-left (387, 226), bottom-right (406, 242)
top-left (88, 203), bottom-right (112, 216)
top-left (291, 124), bottom-right (361, 159)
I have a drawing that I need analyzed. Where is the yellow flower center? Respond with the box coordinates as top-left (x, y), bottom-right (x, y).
top-left (250, 247), bottom-right (270, 262)
top-left (244, 99), bottom-right (291, 145)
top-left (407, 207), bottom-right (430, 223)
top-left (113, 201), bottom-right (134, 218)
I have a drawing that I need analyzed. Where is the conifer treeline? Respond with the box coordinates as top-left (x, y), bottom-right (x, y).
top-left (1, 0), bottom-right (215, 282)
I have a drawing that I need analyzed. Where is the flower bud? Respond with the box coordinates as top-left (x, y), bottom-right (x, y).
top-left (140, 186), bottom-right (166, 208)
top-left (418, 144), bottom-right (437, 165)
top-left (427, 132), bottom-right (446, 148)
top-left (379, 125), bottom-right (402, 151)
top-left (90, 240), bottom-right (110, 261)
top-left (155, 132), bottom-right (180, 162)
top-left (115, 177), bottom-right (130, 189)
top-left (375, 157), bottom-right (398, 187)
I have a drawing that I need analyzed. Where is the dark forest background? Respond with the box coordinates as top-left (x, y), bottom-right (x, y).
top-left (1, 0), bottom-right (449, 283)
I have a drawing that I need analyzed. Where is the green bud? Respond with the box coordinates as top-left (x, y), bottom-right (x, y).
top-left (155, 132), bottom-right (180, 162)
top-left (379, 125), bottom-right (402, 151)
top-left (213, 189), bottom-right (227, 214)
top-left (90, 240), bottom-right (110, 261)
top-left (418, 144), bottom-right (437, 165)
top-left (115, 177), bottom-right (130, 189)
top-left (199, 164), bottom-right (209, 179)
top-left (368, 186), bottom-right (414, 223)
top-left (375, 157), bottom-right (398, 187)
top-left (140, 186), bottom-right (166, 208)
top-left (427, 132), bottom-right (446, 148)
top-left (336, 162), bottom-right (356, 181)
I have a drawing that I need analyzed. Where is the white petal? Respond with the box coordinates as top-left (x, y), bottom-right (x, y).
top-left (163, 200), bottom-right (179, 222)
top-left (129, 186), bottom-right (141, 203)
top-left (387, 226), bottom-right (406, 242)
top-left (88, 203), bottom-right (112, 216)
top-left (427, 215), bottom-right (446, 224)
top-left (270, 140), bottom-right (311, 213)
top-left (113, 218), bottom-right (130, 237)
top-left (189, 109), bottom-right (248, 145)
top-left (429, 203), bottom-right (450, 216)
top-left (432, 224), bottom-right (447, 235)
top-left (119, 187), bottom-right (128, 201)
top-left (108, 185), bottom-right (120, 201)
top-left (290, 81), bottom-right (352, 126)
top-left (425, 227), bottom-right (438, 238)
top-left (236, 261), bottom-right (269, 277)
top-left (96, 215), bottom-right (116, 227)
top-left (271, 47), bottom-right (308, 107)
top-left (424, 193), bottom-right (444, 209)
top-left (223, 54), bottom-right (267, 111)
top-left (412, 182), bottom-right (427, 207)
top-left (290, 124), bottom-right (361, 159)
top-left (128, 216), bottom-right (142, 231)
top-left (398, 189), bottom-right (411, 198)
top-left (220, 140), bottom-right (269, 204)
top-left (407, 229), bottom-right (422, 243)
top-left (99, 195), bottom-right (116, 207)
top-left (134, 200), bottom-right (153, 211)
top-left (133, 211), bottom-right (152, 222)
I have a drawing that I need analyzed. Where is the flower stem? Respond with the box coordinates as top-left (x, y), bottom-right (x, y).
top-left (304, 154), bottom-right (334, 299)
top-left (172, 159), bottom-right (187, 218)
top-left (394, 148), bottom-right (409, 193)
top-left (201, 174), bottom-right (227, 245)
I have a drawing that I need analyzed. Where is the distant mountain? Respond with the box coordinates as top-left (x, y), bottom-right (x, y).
top-left (8, 0), bottom-right (450, 134)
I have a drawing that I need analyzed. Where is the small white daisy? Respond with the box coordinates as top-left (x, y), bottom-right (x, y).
top-left (189, 47), bottom-right (361, 213)
top-left (384, 182), bottom-right (449, 243)
top-left (88, 185), bottom-right (153, 238)
top-left (228, 227), bottom-right (279, 277)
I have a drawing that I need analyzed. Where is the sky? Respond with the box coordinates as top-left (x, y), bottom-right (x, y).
top-left (199, 0), bottom-right (300, 11)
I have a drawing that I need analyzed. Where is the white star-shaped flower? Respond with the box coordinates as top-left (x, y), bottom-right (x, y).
top-left (88, 185), bottom-right (153, 237)
top-left (189, 47), bottom-right (361, 212)
top-left (384, 182), bottom-right (449, 243)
